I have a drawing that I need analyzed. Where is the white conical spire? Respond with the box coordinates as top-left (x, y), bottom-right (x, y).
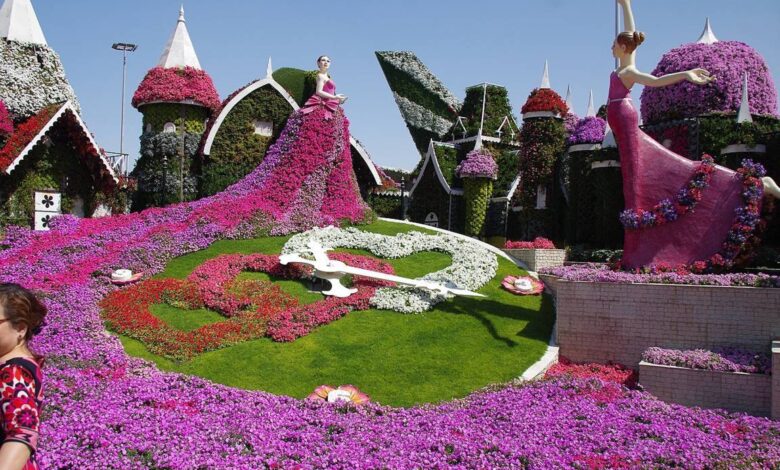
top-left (0, 0), bottom-right (47, 45)
top-left (540, 61), bottom-right (550, 89)
top-left (586, 90), bottom-right (596, 117)
top-left (696, 17), bottom-right (719, 45)
top-left (565, 85), bottom-right (574, 114)
top-left (602, 122), bottom-right (617, 148)
top-left (157, 5), bottom-right (202, 69)
top-left (737, 72), bottom-right (753, 123)
top-left (266, 57), bottom-right (273, 78)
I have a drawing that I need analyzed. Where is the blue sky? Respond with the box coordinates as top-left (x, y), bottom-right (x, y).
top-left (33, 0), bottom-right (780, 171)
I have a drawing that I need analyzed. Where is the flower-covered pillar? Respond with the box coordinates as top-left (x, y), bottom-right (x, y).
top-left (130, 7), bottom-right (220, 210)
top-left (456, 148), bottom-right (498, 237)
top-left (512, 85), bottom-right (568, 240)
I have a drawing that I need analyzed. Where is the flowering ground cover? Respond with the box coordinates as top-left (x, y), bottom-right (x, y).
top-left (540, 263), bottom-right (780, 288)
top-left (643, 347), bottom-right (772, 375)
top-left (113, 223), bottom-right (554, 407)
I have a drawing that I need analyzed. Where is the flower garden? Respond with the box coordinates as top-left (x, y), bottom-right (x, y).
top-left (1, 2), bottom-right (779, 467)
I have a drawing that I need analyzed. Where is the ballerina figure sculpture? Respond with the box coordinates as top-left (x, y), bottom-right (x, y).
top-left (608, 0), bottom-right (779, 270)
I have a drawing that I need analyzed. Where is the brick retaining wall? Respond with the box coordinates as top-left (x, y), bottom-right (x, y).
top-left (554, 280), bottom-right (780, 366)
top-left (504, 249), bottom-right (566, 271)
top-left (639, 362), bottom-right (772, 417)
top-left (774, 341), bottom-right (780, 420)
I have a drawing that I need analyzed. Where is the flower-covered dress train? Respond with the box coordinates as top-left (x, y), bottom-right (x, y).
top-left (249, 79), bottom-right (370, 235)
top-left (607, 71), bottom-right (764, 269)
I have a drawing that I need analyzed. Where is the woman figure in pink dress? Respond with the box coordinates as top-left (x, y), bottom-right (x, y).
top-left (253, 55), bottom-right (370, 234)
top-left (609, 0), bottom-right (780, 270)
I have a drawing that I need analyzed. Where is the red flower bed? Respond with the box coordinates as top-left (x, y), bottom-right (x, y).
top-left (132, 66), bottom-right (221, 112)
top-left (521, 88), bottom-right (569, 116)
top-left (101, 252), bottom-right (397, 358)
top-left (545, 356), bottom-right (638, 388)
top-left (0, 104), bottom-right (60, 172)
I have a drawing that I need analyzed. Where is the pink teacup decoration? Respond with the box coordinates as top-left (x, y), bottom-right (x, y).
top-left (307, 384), bottom-right (370, 405)
top-left (501, 275), bottom-right (544, 295)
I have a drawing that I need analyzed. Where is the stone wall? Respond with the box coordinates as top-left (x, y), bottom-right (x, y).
top-left (639, 362), bottom-right (772, 417)
top-left (554, 280), bottom-right (780, 366)
top-left (504, 249), bottom-right (566, 271)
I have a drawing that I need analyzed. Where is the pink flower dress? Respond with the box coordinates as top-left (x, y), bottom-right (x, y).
top-left (607, 71), bottom-right (764, 269)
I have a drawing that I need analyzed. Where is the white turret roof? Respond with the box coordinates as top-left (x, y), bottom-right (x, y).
top-left (0, 0), bottom-right (46, 45)
top-left (737, 72), bottom-right (753, 123)
top-left (586, 90), bottom-right (596, 117)
top-left (540, 60), bottom-right (551, 89)
top-left (157, 5), bottom-right (201, 69)
top-left (565, 85), bottom-right (574, 114)
top-left (696, 17), bottom-right (719, 45)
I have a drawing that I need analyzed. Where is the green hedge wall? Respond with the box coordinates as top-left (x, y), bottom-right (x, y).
top-left (202, 86), bottom-right (294, 196)
top-left (141, 103), bottom-right (209, 135)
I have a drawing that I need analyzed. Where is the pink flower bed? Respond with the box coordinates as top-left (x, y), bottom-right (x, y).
top-left (504, 237), bottom-right (556, 249)
top-left (132, 66), bottom-right (221, 112)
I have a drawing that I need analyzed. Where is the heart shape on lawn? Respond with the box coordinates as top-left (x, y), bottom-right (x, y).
top-left (100, 253), bottom-right (394, 360)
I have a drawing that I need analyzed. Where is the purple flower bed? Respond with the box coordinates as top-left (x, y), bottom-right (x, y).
top-left (539, 263), bottom-right (780, 288)
top-left (455, 149), bottom-right (498, 179)
top-left (640, 41), bottom-right (778, 124)
top-left (643, 347), bottom-right (772, 375)
top-left (567, 116), bottom-right (607, 146)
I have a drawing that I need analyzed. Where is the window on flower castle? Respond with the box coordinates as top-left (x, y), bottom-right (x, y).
top-left (253, 120), bottom-right (273, 137)
top-left (424, 212), bottom-right (439, 227)
top-left (535, 184), bottom-right (547, 209)
top-left (163, 122), bottom-right (177, 133)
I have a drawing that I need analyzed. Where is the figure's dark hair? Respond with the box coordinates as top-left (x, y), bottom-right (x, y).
top-left (0, 283), bottom-right (46, 342)
top-left (616, 31), bottom-right (646, 53)
top-left (316, 55), bottom-right (330, 64)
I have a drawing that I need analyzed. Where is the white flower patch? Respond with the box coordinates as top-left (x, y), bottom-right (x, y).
top-left (393, 93), bottom-right (454, 137)
top-left (377, 51), bottom-right (461, 111)
top-left (0, 40), bottom-right (80, 118)
top-left (282, 226), bottom-right (498, 313)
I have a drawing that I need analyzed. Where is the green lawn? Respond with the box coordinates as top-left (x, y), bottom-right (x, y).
top-left (116, 220), bottom-right (554, 407)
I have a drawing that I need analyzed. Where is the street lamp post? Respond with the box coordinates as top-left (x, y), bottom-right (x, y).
top-left (400, 177), bottom-right (407, 220)
top-left (112, 42), bottom-right (138, 176)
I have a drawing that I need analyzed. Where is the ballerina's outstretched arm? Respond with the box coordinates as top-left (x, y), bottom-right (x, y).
top-left (763, 177), bottom-right (780, 199)
top-left (616, 0), bottom-right (715, 88)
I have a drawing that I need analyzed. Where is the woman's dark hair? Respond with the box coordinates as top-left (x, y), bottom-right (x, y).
top-left (0, 283), bottom-right (46, 342)
top-left (616, 31), bottom-right (646, 53)
top-left (316, 55), bottom-right (330, 64)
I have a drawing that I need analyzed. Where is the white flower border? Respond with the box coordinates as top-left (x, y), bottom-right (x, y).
top-left (282, 226), bottom-right (498, 313)
top-left (393, 93), bottom-right (454, 137)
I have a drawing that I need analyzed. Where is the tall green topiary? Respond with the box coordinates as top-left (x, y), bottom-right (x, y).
top-left (456, 149), bottom-right (498, 237)
top-left (462, 178), bottom-right (493, 237)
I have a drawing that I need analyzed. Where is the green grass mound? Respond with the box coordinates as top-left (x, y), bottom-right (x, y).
top-left (117, 220), bottom-right (554, 407)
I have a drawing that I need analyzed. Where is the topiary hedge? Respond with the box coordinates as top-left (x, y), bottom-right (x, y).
top-left (462, 178), bottom-right (493, 237)
top-left (453, 85), bottom-right (517, 143)
top-left (131, 132), bottom-right (200, 210)
top-left (202, 86), bottom-right (294, 196)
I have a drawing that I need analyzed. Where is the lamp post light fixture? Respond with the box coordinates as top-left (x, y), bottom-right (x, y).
top-left (112, 42), bottom-right (138, 176)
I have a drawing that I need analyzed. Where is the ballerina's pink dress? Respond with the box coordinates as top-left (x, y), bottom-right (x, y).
top-left (606, 71), bottom-right (762, 269)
